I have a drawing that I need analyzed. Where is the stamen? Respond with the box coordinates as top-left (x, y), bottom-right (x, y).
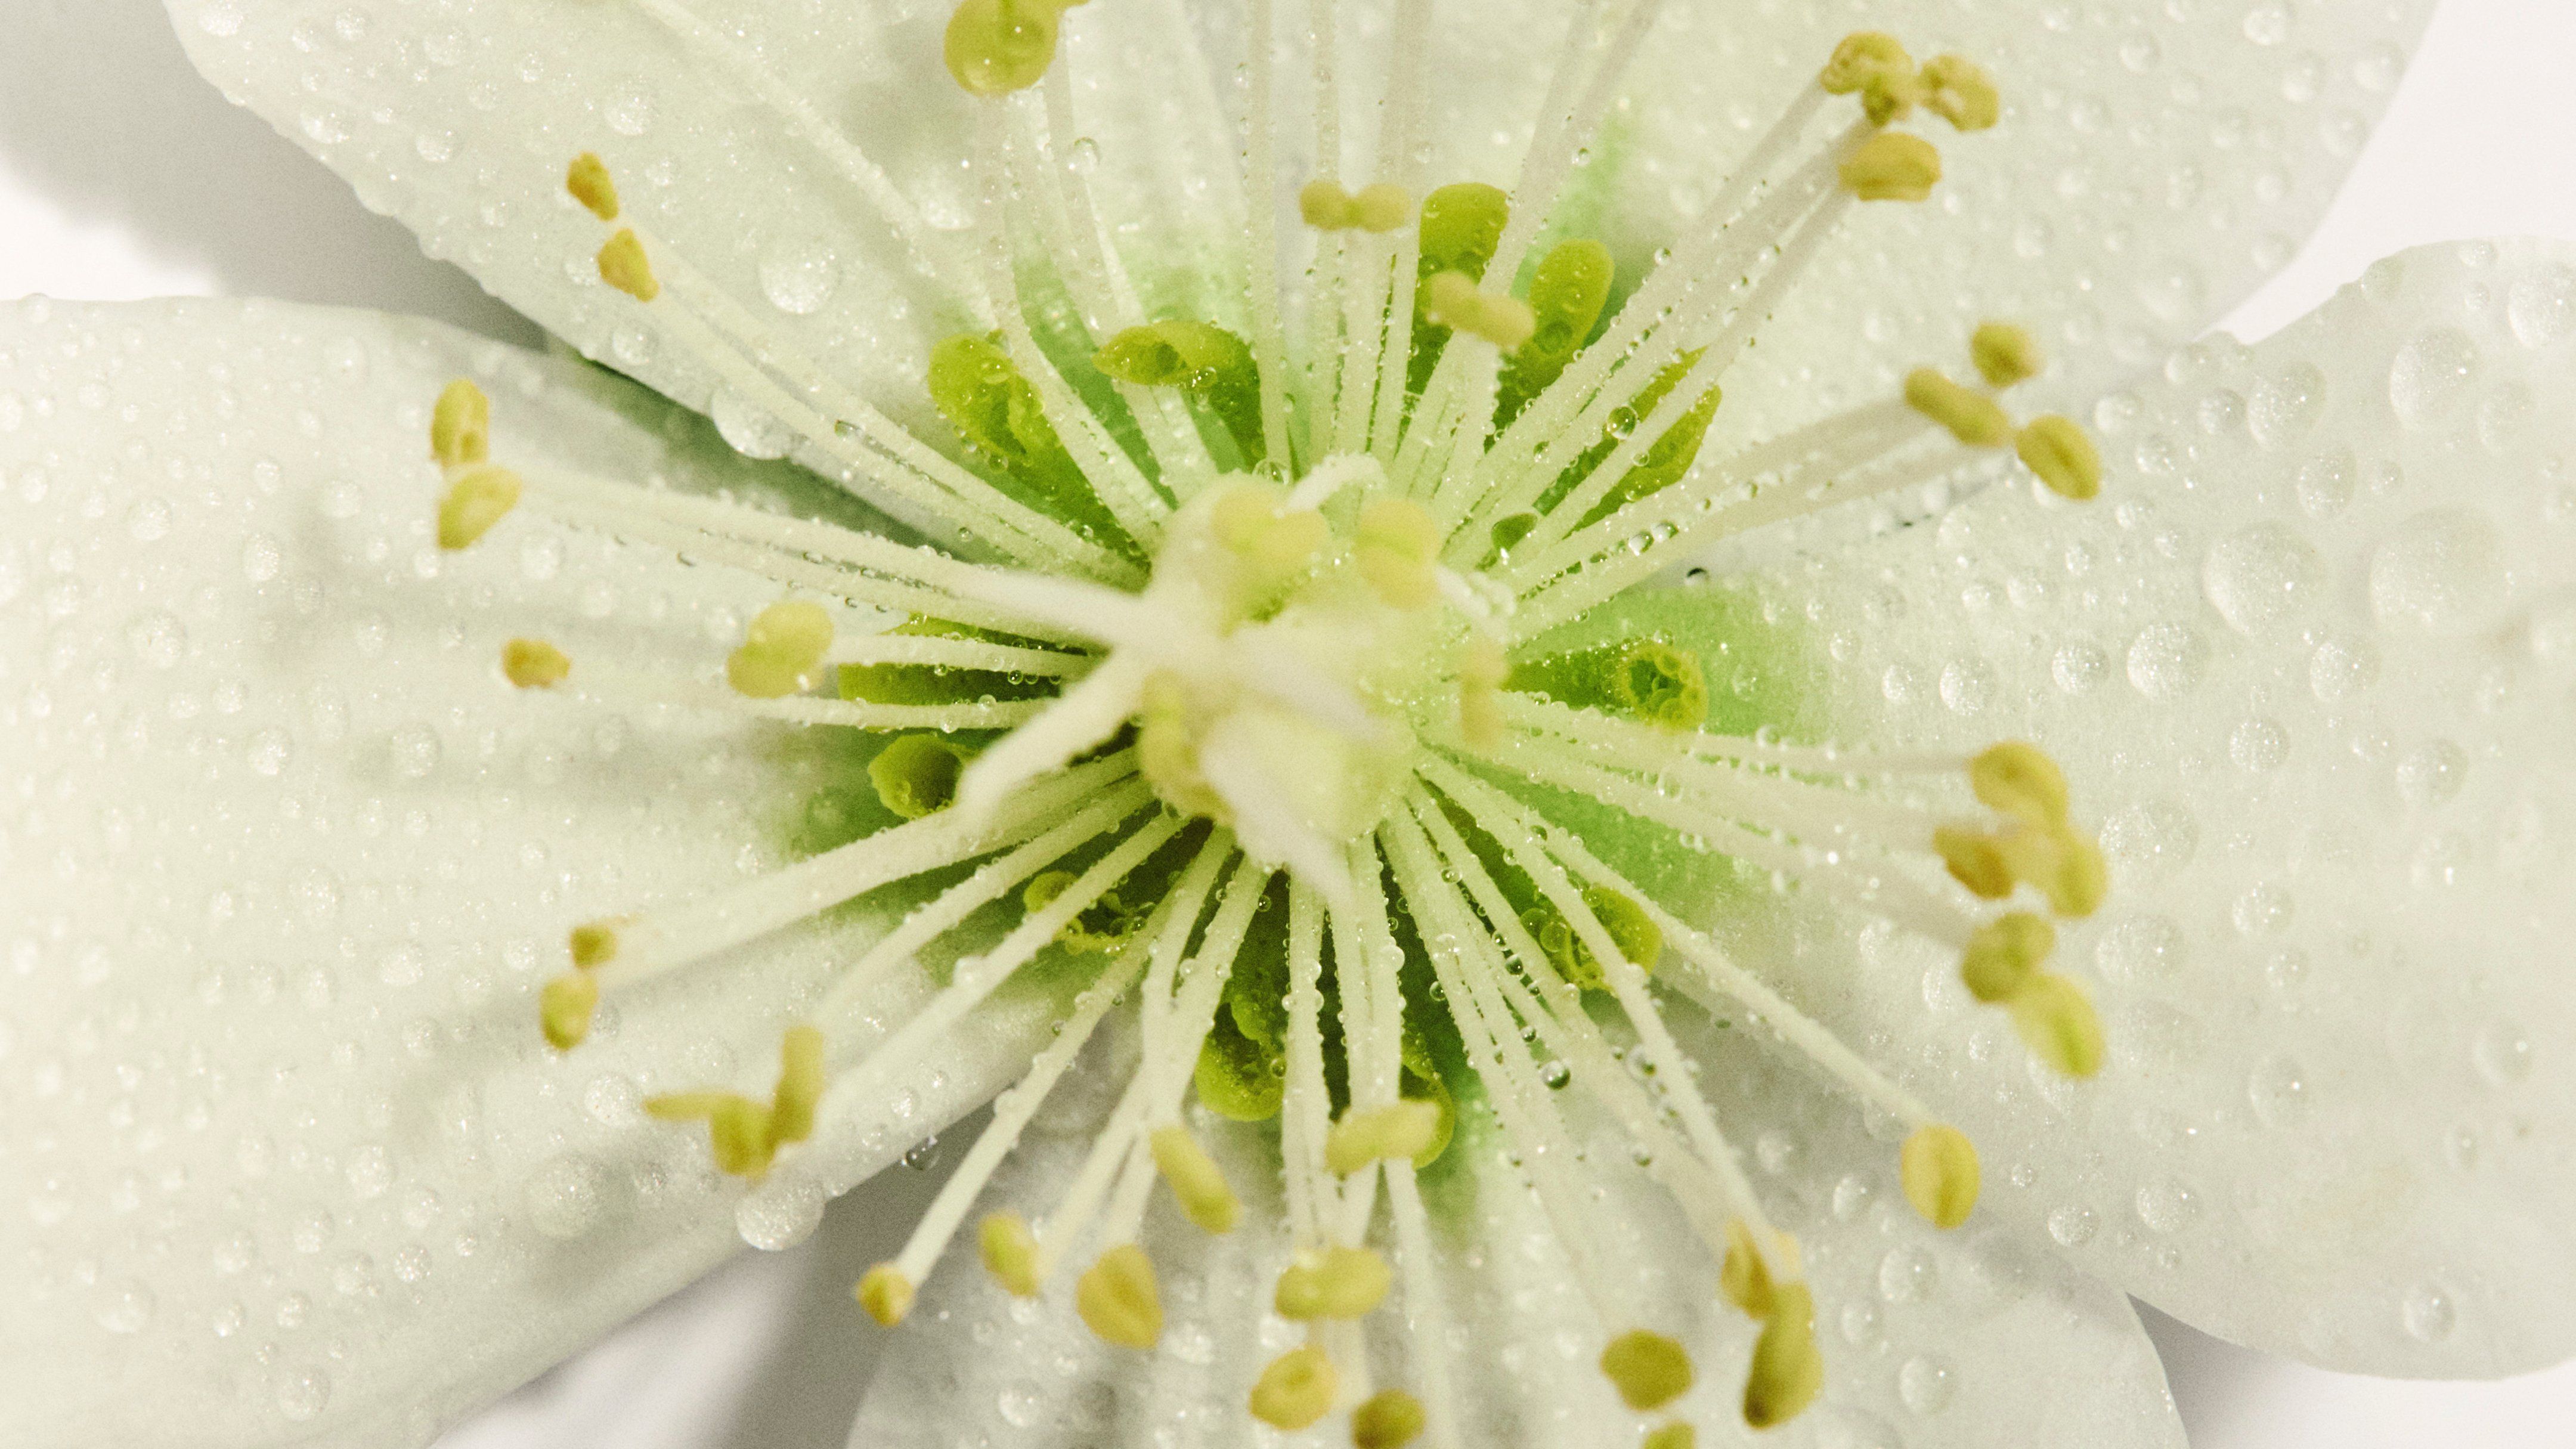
top-left (500, 638), bottom-right (570, 691)
top-left (1643, 1423), bottom-right (1696, 1449)
top-left (1599, 1329), bottom-right (1693, 1412)
top-left (1354, 497), bottom-right (1441, 609)
top-left (1903, 368), bottom-right (2013, 448)
top-left (1250, 1345), bottom-right (1339, 1430)
top-left (1898, 1123), bottom-right (1981, 1229)
top-left (596, 229), bottom-right (660, 301)
top-left (1075, 1241), bottom-right (1163, 1348)
top-left (855, 1264), bottom-right (915, 1326)
top-left (726, 600), bottom-right (835, 699)
top-left (1274, 1243), bottom-right (1392, 1319)
top-left (869, 735), bottom-right (973, 820)
top-left (539, 973), bottom-right (598, 1051)
top-left (1301, 179), bottom-right (1414, 233)
top-left (1420, 272), bottom-right (1537, 351)
top-left (1971, 321), bottom-right (2045, 388)
top-left (431, 379), bottom-right (490, 468)
top-left (1352, 1389), bottom-right (1428, 1449)
top-left (1324, 1100), bottom-right (1441, 1175)
top-left (1148, 1124), bottom-right (1243, 1233)
top-left (980, 1210), bottom-right (1044, 1295)
top-left (436, 466), bottom-right (521, 550)
top-left (1837, 131), bottom-right (1942, 203)
top-left (643, 1024), bottom-right (825, 1179)
top-left (2017, 414), bottom-right (2104, 500)
top-left (564, 152), bottom-right (619, 222)
top-left (1920, 55), bottom-right (2001, 132)
top-left (944, 0), bottom-right (1085, 97)
top-left (1739, 1281), bottom-right (1823, 1428)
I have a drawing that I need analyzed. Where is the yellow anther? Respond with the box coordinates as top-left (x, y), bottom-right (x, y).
top-left (1998, 825), bottom-right (2107, 918)
top-left (1458, 636), bottom-right (1509, 751)
top-left (1351, 1388), bottom-right (1426, 1449)
top-left (1609, 638), bottom-right (1707, 733)
top-left (1274, 1244), bottom-right (1393, 1320)
top-left (1904, 368), bottom-right (2012, 448)
top-left (1739, 1283), bottom-right (1823, 1429)
top-left (979, 1210), bottom-right (1042, 1296)
top-left (432, 378), bottom-right (490, 468)
top-left (436, 465), bottom-right (522, 550)
top-left (869, 733), bottom-right (968, 819)
top-left (1149, 1124), bottom-right (1243, 1234)
top-left (2018, 414), bottom-right (2103, 500)
top-left (1934, 825), bottom-right (2013, 900)
top-left (1858, 69), bottom-right (1927, 128)
top-left (1970, 322), bottom-right (2045, 388)
top-left (1960, 911), bottom-right (2054, 1004)
top-left (1921, 54), bottom-right (2001, 132)
top-left (596, 229), bottom-right (660, 302)
top-left (1300, 178), bottom-right (1356, 230)
top-left (1643, 1423), bottom-right (1696, 1449)
top-left (855, 1263), bottom-right (915, 1326)
top-left (1350, 182), bottom-right (1415, 233)
top-left (1970, 741), bottom-right (2069, 826)
top-left (1076, 1243), bottom-right (1163, 1349)
top-left (727, 599), bottom-right (835, 699)
top-left (539, 973), bottom-right (599, 1051)
top-left (569, 921), bottom-right (620, 970)
top-left (2010, 972), bottom-right (2106, 1078)
top-left (944, 0), bottom-right (1085, 97)
top-left (1600, 1329), bottom-right (1694, 1412)
top-left (1355, 497), bottom-right (1442, 610)
top-left (1838, 131), bottom-right (1942, 202)
top-left (1422, 270), bottom-right (1538, 351)
top-left (1719, 1219), bottom-right (1801, 1320)
top-left (1324, 1100), bottom-right (1443, 1175)
top-left (1819, 31), bottom-right (1912, 94)
top-left (502, 638), bottom-right (571, 690)
top-left (1249, 1345), bottom-right (1339, 1430)
top-left (565, 151), bottom-right (620, 222)
top-left (769, 1024), bottom-right (826, 1146)
top-left (1900, 1123), bottom-right (1981, 1229)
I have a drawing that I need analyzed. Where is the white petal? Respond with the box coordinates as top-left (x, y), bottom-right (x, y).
top-left (849, 1030), bottom-right (2184, 1448)
top-left (0, 298), bottom-right (1033, 1448)
top-left (1732, 240), bottom-right (2576, 1376)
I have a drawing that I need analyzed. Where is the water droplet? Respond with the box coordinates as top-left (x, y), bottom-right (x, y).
top-left (94, 1280), bottom-right (154, 1334)
top-left (605, 85), bottom-right (656, 136)
top-left (2230, 717), bottom-right (2289, 773)
top-left (527, 1154), bottom-right (607, 1240)
top-left (2231, 883), bottom-right (2293, 936)
top-left (246, 728), bottom-right (293, 777)
top-left (1897, 1354), bottom-right (1957, 1415)
top-left (127, 610), bottom-right (186, 669)
top-left (999, 1380), bottom-right (1045, 1428)
top-left (2046, 1205), bottom-right (2098, 1246)
top-left (759, 239), bottom-right (841, 315)
top-left (2472, 1023), bottom-right (2534, 1086)
top-left (2050, 643), bottom-right (2107, 694)
top-left (2389, 327), bottom-right (2480, 428)
top-left (2509, 265), bottom-right (2576, 348)
top-left (2296, 447), bottom-right (2357, 519)
top-left (1538, 1059), bottom-right (1571, 1090)
top-left (712, 390), bottom-right (795, 460)
top-left (1877, 1246), bottom-right (1936, 1302)
top-left (2202, 524), bottom-right (2321, 637)
top-left (277, 1368), bottom-right (332, 1422)
top-left (2134, 1178), bottom-right (2197, 1234)
top-left (2309, 631), bottom-right (2381, 701)
top-left (2100, 803), bottom-right (2197, 882)
top-left (389, 723), bottom-right (441, 779)
top-left (2368, 509), bottom-right (2506, 633)
top-left (2247, 363), bottom-right (2324, 447)
top-left (242, 533), bottom-right (283, 583)
top-left (2395, 740), bottom-right (2467, 805)
top-left (2247, 1055), bottom-right (2310, 1126)
top-left (2126, 623), bottom-right (2208, 698)
top-left (736, 1179), bottom-right (825, 1250)
top-left (902, 1135), bottom-right (943, 1171)
top-left (2095, 914), bottom-right (2188, 982)
top-left (2402, 1286), bottom-right (2456, 1342)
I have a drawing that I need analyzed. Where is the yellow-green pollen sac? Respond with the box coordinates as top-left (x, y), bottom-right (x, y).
top-left (469, 14), bottom-right (2137, 1443)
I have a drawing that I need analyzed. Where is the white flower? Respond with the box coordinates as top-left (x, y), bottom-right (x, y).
top-left (5, 1), bottom-right (2572, 1447)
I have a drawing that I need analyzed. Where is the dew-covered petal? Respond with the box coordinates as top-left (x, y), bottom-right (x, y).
top-left (0, 299), bottom-right (1036, 1449)
top-left (1730, 240), bottom-right (2576, 1377)
top-left (849, 1024), bottom-right (2183, 1448)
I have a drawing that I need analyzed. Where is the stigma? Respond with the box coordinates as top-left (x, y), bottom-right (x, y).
top-left (420, 8), bottom-right (2131, 1444)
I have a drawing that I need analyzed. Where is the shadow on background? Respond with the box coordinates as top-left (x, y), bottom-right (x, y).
top-left (0, 0), bottom-right (538, 343)
top-left (2140, 1300), bottom-right (2271, 1445)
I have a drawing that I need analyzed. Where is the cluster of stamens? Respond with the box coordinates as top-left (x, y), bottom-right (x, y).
top-left (426, 5), bottom-right (2119, 1442)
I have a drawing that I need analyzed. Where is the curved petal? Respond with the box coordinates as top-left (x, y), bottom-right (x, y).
top-left (1731, 239), bottom-right (2576, 1377)
top-left (169, 0), bottom-right (2426, 459)
top-left (0, 298), bottom-right (1032, 1448)
top-left (849, 1026), bottom-right (2184, 1448)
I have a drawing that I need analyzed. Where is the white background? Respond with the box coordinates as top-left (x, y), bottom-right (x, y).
top-left (5, 1), bottom-right (2575, 1445)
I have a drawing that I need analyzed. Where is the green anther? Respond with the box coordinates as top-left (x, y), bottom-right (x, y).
top-left (2018, 414), bottom-right (2103, 500)
top-left (596, 229), bottom-right (659, 301)
top-left (645, 1091), bottom-right (775, 1178)
top-left (1961, 911), bottom-right (2054, 1004)
top-left (569, 922), bottom-right (620, 970)
top-left (1324, 1099), bottom-right (1442, 1175)
top-left (1904, 368), bottom-right (2012, 448)
top-left (502, 638), bottom-right (571, 690)
top-left (1523, 884), bottom-right (1664, 991)
top-left (1397, 1035), bottom-right (1457, 1168)
top-left (432, 378), bottom-right (490, 468)
top-left (1900, 1123), bottom-right (1981, 1229)
top-left (540, 973), bottom-right (598, 1051)
top-left (1076, 1243), bottom-right (1163, 1349)
top-left (727, 600), bottom-right (835, 699)
top-left (1094, 319), bottom-right (1265, 465)
top-left (1971, 741), bottom-right (2069, 826)
top-left (1349, 182), bottom-right (1415, 233)
top-left (1300, 179), bottom-right (1357, 230)
top-left (1351, 1388), bottom-right (1427, 1449)
top-left (1970, 322), bottom-right (2045, 389)
top-left (1497, 239), bottom-right (1615, 425)
top-left (1356, 496), bottom-right (1442, 609)
top-left (1274, 1244), bottom-right (1393, 1320)
top-left (1024, 872), bottom-right (1150, 953)
top-left (1600, 1329), bottom-right (1694, 1412)
top-left (1643, 1423), bottom-right (1696, 1449)
top-left (1719, 1219), bottom-right (1781, 1318)
top-left (1249, 1346), bottom-right (1339, 1430)
top-left (437, 465), bottom-right (522, 550)
top-left (1572, 351), bottom-right (1722, 525)
top-left (1610, 638), bottom-right (1708, 732)
top-left (930, 333), bottom-right (1064, 472)
top-left (1921, 54), bottom-right (2001, 132)
top-left (1150, 1125), bottom-right (1242, 1234)
top-left (868, 734), bottom-right (970, 819)
top-left (1839, 131), bottom-right (1942, 202)
top-left (768, 1026), bottom-right (826, 1146)
top-left (1819, 31), bottom-right (1912, 95)
top-left (2009, 971), bottom-right (2106, 1078)
top-left (1423, 271), bottom-right (1538, 351)
top-left (1859, 69), bottom-right (1927, 128)
top-left (1995, 824), bottom-right (2107, 918)
top-left (1194, 1013), bottom-right (1285, 1120)
top-left (979, 1210), bottom-right (1042, 1296)
top-left (565, 151), bottom-right (620, 222)
top-left (1487, 512), bottom-right (1538, 560)
top-left (856, 1263), bottom-right (914, 1326)
top-left (1934, 825), bottom-right (2014, 899)
top-left (1417, 182), bottom-right (1510, 283)
top-left (943, 0), bottom-right (1085, 97)
top-left (1739, 1283), bottom-right (1823, 1428)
